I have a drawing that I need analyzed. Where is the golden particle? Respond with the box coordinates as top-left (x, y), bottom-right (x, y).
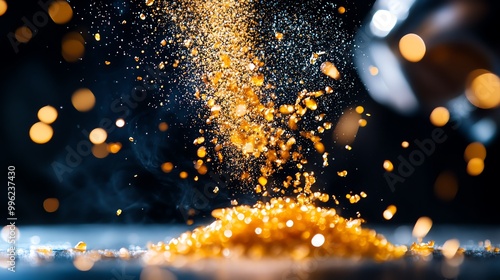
top-left (74, 241), bottom-right (87, 252)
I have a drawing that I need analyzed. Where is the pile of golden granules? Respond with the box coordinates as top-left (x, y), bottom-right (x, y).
top-left (144, 197), bottom-right (407, 263)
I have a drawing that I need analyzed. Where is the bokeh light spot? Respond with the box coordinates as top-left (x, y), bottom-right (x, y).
top-left (179, 171), bottom-right (188, 179)
top-left (43, 198), bottom-right (60, 213)
top-left (383, 205), bottom-right (397, 220)
top-left (140, 265), bottom-right (177, 280)
top-left (383, 160), bottom-right (394, 172)
top-left (37, 105), bottom-right (58, 124)
top-left (464, 142), bottom-right (486, 162)
top-left (399, 33), bottom-right (426, 62)
top-left (467, 158), bottom-right (484, 176)
top-left (333, 109), bottom-right (360, 145)
top-left (412, 216), bottom-right (433, 241)
top-left (116, 118), bottom-right (125, 128)
top-left (430, 106), bottom-right (449, 127)
top-left (434, 171), bottom-right (458, 202)
top-left (0, 0), bottom-right (7, 16)
top-left (73, 255), bottom-right (94, 271)
top-left (89, 128), bottom-right (108, 144)
top-left (71, 88), bottom-right (96, 112)
top-left (49, 0), bottom-right (73, 24)
top-left (1, 225), bottom-right (20, 242)
top-left (29, 122), bottom-right (53, 144)
top-left (442, 239), bottom-right (460, 259)
top-left (108, 142), bottom-right (122, 154)
top-left (62, 32), bottom-right (85, 62)
top-left (158, 122), bottom-right (169, 131)
top-left (466, 70), bottom-right (500, 109)
top-left (161, 162), bottom-right (174, 173)
top-left (15, 26), bottom-right (33, 43)
top-left (311, 233), bottom-right (325, 247)
top-left (92, 143), bottom-right (109, 158)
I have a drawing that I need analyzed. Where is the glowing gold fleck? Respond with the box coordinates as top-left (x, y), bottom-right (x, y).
top-left (383, 160), bottom-right (394, 172)
top-left (74, 241), bottom-right (87, 252)
top-left (320, 61), bottom-right (340, 80)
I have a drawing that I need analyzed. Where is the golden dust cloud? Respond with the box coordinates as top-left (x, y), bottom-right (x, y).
top-left (29, 122), bottom-right (54, 144)
top-left (48, 0), bottom-right (73, 25)
top-left (399, 33), bottom-right (426, 63)
top-left (71, 88), bottom-right (96, 112)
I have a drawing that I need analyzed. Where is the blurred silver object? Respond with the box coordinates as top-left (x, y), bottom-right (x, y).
top-left (354, 0), bottom-right (500, 144)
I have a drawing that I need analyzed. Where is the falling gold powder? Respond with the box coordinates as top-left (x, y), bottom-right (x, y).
top-left (143, 0), bottom-right (408, 263)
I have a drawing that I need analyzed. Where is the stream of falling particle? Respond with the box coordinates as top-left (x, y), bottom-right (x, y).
top-left (129, 0), bottom-right (411, 262)
top-left (155, 0), bottom-right (350, 199)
